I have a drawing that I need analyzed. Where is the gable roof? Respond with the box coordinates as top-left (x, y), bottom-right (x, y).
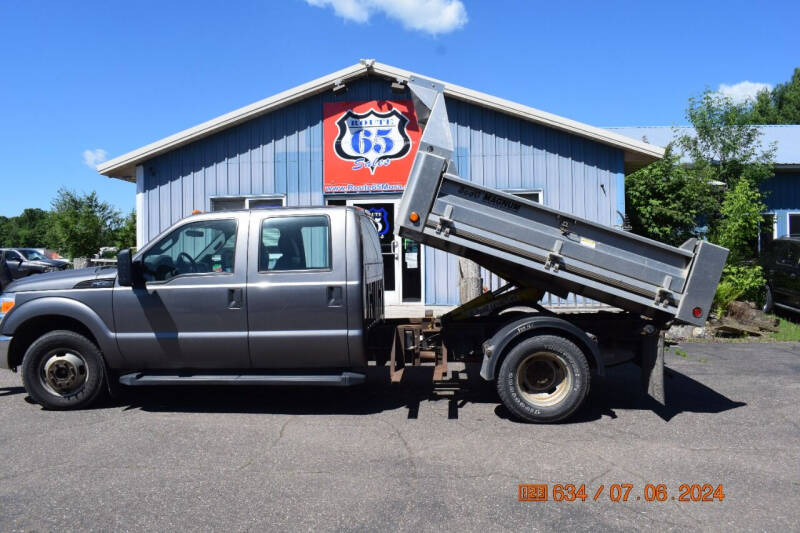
top-left (98, 59), bottom-right (665, 182)
top-left (608, 125), bottom-right (800, 167)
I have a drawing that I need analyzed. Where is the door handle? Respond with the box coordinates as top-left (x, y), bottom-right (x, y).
top-left (326, 286), bottom-right (343, 307)
top-left (228, 288), bottom-right (243, 309)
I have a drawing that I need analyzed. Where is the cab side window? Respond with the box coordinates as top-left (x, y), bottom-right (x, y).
top-left (141, 219), bottom-right (237, 282)
top-left (259, 215), bottom-right (331, 272)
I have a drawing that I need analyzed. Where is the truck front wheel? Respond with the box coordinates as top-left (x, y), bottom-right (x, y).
top-left (21, 330), bottom-right (107, 410)
top-left (496, 335), bottom-right (590, 423)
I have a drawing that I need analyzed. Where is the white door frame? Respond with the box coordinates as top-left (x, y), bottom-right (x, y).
top-left (345, 197), bottom-right (403, 305)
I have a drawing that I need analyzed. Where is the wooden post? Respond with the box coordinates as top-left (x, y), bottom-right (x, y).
top-left (458, 258), bottom-right (482, 304)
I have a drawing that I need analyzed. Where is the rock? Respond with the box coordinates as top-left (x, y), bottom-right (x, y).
top-left (666, 325), bottom-right (696, 340)
top-left (727, 300), bottom-right (779, 330)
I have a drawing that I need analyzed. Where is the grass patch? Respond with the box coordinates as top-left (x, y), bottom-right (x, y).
top-left (769, 316), bottom-right (800, 342)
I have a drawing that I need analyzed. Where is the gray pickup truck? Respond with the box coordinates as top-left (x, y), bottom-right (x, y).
top-left (0, 77), bottom-right (727, 422)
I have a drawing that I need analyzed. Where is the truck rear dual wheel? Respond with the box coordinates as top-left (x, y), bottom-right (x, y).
top-left (21, 330), bottom-right (107, 410)
top-left (496, 335), bottom-right (590, 423)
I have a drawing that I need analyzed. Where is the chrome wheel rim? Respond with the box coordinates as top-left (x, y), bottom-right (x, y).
top-left (40, 351), bottom-right (88, 397)
top-left (515, 351), bottom-right (573, 408)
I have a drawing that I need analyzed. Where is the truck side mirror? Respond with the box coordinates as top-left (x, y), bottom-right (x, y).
top-left (117, 249), bottom-right (136, 286)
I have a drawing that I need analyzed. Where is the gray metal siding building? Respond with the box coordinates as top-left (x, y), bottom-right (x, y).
top-left (100, 60), bottom-right (661, 311)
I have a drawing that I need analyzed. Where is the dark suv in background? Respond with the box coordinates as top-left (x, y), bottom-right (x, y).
top-left (761, 237), bottom-right (800, 313)
top-left (0, 248), bottom-right (69, 290)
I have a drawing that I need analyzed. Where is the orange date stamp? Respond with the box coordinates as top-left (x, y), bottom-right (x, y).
top-left (518, 483), bottom-right (725, 502)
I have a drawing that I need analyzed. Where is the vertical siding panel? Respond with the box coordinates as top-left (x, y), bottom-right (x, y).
top-left (583, 140), bottom-right (597, 223)
top-left (298, 99), bottom-right (312, 206)
top-left (571, 138), bottom-right (585, 218)
top-left (469, 105), bottom-right (483, 186)
top-left (158, 158), bottom-right (170, 232)
top-left (274, 109), bottom-right (287, 201)
top-left (598, 146), bottom-right (611, 226)
top-left (193, 143), bottom-right (205, 213)
top-left (494, 112), bottom-right (509, 190)
top-left (310, 97), bottom-right (324, 206)
top-left (286, 107), bottom-right (299, 206)
top-left (545, 128), bottom-right (559, 209)
top-left (482, 108), bottom-right (495, 188)
top-left (182, 145), bottom-right (193, 217)
top-left (215, 135), bottom-right (227, 198)
top-left (508, 116), bottom-right (521, 189)
top-left (226, 131), bottom-right (237, 196)
top-left (146, 171), bottom-right (158, 241)
top-left (456, 101), bottom-right (470, 179)
top-left (251, 118), bottom-right (263, 195)
top-left (614, 149), bottom-right (626, 227)
top-left (263, 115), bottom-right (275, 194)
top-left (558, 132), bottom-right (572, 215)
top-left (239, 123), bottom-right (251, 195)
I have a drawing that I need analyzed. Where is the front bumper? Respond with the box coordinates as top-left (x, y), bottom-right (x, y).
top-left (0, 336), bottom-right (11, 369)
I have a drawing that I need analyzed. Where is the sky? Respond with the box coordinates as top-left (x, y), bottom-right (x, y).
top-left (0, 0), bottom-right (798, 217)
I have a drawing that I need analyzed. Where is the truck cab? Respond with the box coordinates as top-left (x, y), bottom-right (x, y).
top-left (0, 207), bottom-right (384, 408)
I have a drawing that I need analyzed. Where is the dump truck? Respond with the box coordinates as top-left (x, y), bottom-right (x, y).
top-left (0, 76), bottom-right (727, 422)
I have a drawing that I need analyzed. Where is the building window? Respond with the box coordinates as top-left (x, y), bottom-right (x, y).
top-left (210, 195), bottom-right (285, 211)
top-left (790, 214), bottom-right (800, 237)
top-left (508, 190), bottom-right (543, 203)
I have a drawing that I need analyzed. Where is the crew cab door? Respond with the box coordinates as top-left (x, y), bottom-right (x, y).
top-left (112, 214), bottom-right (250, 369)
top-left (246, 210), bottom-right (349, 368)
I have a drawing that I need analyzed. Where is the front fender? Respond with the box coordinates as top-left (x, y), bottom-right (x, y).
top-left (1, 296), bottom-right (123, 367)
top-left (479, 315), bottom-right (604, 380)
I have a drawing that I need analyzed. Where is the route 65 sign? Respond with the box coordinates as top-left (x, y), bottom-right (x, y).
top-left (323, 100), bottom-right (421, 194)
top-left (334, 108), bottom-right (411, 174)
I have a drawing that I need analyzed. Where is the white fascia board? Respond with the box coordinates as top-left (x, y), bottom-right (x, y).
top-left (370, 62), bottom-right (664, 162)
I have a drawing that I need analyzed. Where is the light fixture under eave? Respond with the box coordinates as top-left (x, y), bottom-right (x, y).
top-left (391, 80), bottom-right (406, 94)
top-left (332, 81), bottom-right (347, 94)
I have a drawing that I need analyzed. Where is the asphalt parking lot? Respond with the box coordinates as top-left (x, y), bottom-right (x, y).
top-left (0, 342), bottom-right (798, 532)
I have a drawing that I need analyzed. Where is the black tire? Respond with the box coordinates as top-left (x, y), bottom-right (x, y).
top-left (496, 335), bottom-right (590, 423)
top-left (21, 330), bottom-right (107, 410)
top-left (763, 285), bottom-right (774, 314)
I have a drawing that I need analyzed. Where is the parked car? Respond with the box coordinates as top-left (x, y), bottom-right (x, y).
top-left (761, 237), bottom-right (800, 313)
top-left (0, 248), bottom-right (70, 287)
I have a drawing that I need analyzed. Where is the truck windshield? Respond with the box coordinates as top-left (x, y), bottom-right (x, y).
top-left (19, 250), bottom-right (47, 261)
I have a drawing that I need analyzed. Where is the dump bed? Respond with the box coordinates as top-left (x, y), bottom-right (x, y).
top-left (396, 76), bottom-right (727, 326)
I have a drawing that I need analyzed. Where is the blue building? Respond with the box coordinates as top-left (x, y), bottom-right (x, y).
top-left (609, 126), bottom-right (800, 247)
top-left (99, 60), bottom-right (662, 315)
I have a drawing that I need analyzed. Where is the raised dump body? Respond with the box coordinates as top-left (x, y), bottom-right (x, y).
top-left (397, 76), bottom-right (727, 326)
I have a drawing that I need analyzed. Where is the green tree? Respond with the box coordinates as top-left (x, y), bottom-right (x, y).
top-left (744, 67), bottom-right (800, 124)
top-left (13, 208), bottom-right (53, 247)
top-left (113, 211), bottom-right (137, 250)
top-left (679, 91), bottom-right (775, 190)
top-left (0, 209), bottom-right (54, 248)
top-left (48, 188), bottom-right (122, 258)
top-left (713, 178), bottom-right (766, 264)
top-left (626, 145), bottom-right (717, 246)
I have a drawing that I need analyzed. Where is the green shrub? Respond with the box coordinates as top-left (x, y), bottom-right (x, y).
top-left (712, 265), bottom-right (765, 316)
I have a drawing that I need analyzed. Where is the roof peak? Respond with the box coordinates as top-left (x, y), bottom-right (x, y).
top-left (98, 60), bottom-right (664, 181)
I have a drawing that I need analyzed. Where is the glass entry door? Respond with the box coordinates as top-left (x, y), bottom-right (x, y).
top-left (347, 199), bottom-right (404, 305)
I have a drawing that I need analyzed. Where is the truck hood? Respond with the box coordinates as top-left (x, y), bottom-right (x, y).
top-left (4, 267), bottom-right (117, 293)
